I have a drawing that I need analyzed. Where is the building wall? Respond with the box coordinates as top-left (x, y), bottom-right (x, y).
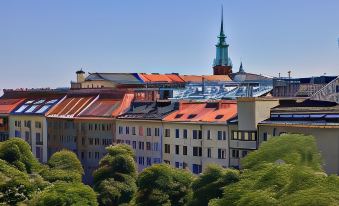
top-left (80, 80), bottom-right (117, 89)
top-left (115, 119), bottom-right (163, 172)
top-left (9, 115), bottom-right (48, 162)
top-left (258, 124), bottom-right (339, 175)
top-left (163, 122), bottom-right (230, 174)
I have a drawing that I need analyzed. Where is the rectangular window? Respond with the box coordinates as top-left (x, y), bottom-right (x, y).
top-left (175, 162), bottom-right (180, 168)
top-left (35, 121), bottom-right (42, 128)
top-left (132, 127), bottom-right (136, 135)
top-left (192, 164), bottom-right (202, 174)
top-left (15, 130), bottom-right (21, 138)
top-left (165, 144), bottom-right (170, 154)
top-left (175, 129), bottom-right (180, 138)
top-left (125, 126), bottom-right (129, 134)
top-left (146, 128), bottom-right (152, 136)
top-left (25, 131), bottom-right (30, 142)
top-left (165, 129), bottom-right (170, 137)
top-left (263, 132), bottom-right (268, 141)
top-left (207, 130), bottom-right (211, 140)
top-left (218, 149), bottom-right (226, 159)
top-left (132, 141), bottom-right (137, 149)
top-left (223, 131), bottom-right (226, 140)
top-left (207, 148), bottom-right (211, 158)
top-left (139, 141), bottom-right (144, 150)
top-left (118, 126), bottom-right (123, 134)
top-left (183, 129), bottom-right (188, 139)
top-left (155, 128), bottom-right (160, 136)
top-left (193, 147), bottom-right (202, 156)
top-left (183, 146), bottom-right (187, 155)
top-left (147, 157), bottom-right (152, 166)
top-left (138, 156), bottom-right (145, 165)
top-left (217, 131), bottom-right (222, 140)
top-left (175, 145), bottom-right (179, 155)
top-left (153, 142), bottom-right (159, 151)
top-left (193, 130), bottom-right (198, 139)
top-left (199, 130), bottom-right (202, 139)
top-left (36, 133), bottom-right (42, 145)
top-left (146, 142), bottom-right (151, 150)
top-left (242, 150), bottom-right (248, 157)
top-left (232, 149), bottom-right (239, 158)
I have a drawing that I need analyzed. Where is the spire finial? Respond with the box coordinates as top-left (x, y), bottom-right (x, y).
top-left (220, 5), bottom-right (224, 36)
top-left (239, 61), bottom-right (245, 73)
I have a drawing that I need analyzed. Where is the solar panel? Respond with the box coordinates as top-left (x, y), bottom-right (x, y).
top-left (293, 114), bottom-right (310, 118)
top-left (310, 114), bottom-right (325, 118)
top-left (280, 114), bottom-right (293, 118)
top-left (36, 105), bottom-right (51, 113)
top-left (34, 99), bottom-right (45, 104)
top-left (15, 105), bottom-right (29, 113)
top-left (46, 99), bottom-right (58, 104)
top-left (25, 105), bottom-right (38, 113)
top-left (25, 100), bottom-right (34, 104)
top-left (325, 114), bottom-right (339, 118)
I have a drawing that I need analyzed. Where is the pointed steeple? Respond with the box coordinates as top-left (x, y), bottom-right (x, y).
top-left (220, 5), bottom-right (225, 37)
top-left (239, 62), bottom-right (245, 73)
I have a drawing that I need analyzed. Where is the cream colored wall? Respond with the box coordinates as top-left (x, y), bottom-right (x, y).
top-left (258, 125), bottom-right (339, 175)
top-left (163, 122), bottom-right (230, 173)
top-left (9, 115), bottom-right (48, 162)
top-left (115, 119), bottom-right (163, 172)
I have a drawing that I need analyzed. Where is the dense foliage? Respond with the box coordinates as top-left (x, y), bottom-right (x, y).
top-left (0, 138), bottom-right (98, 206)
top-left (136, 164), bottom-right (194, 206)
top-left (93, 144), bottom-right (137, 206)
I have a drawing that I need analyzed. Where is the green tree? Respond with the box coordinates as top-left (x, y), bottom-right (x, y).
top-left (40, 150), bottom-right (83, 183)
top-left (136, 164), bottom-right (194, 206)
top-left (93, 144), bottom-right (137, 206)
top-left (188, 164), bottom-right (239, 206)
top-left (29, 181), bottom-right (98, 206)
top-left (0, 138), bottom-right (40, 173)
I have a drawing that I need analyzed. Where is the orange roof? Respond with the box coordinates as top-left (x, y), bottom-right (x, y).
top-left (179, 75), bottom-right (231, 82)
top-left (0, 98), bottom-right (25, 114)
top-left (139, 73), bottom-right (185, 83)
top-left (111, 93), bottom-right (134, 117)
top-left (47, 96), bottom-right (97, 118)
top-left (163, 101), bottom-right (237, 123)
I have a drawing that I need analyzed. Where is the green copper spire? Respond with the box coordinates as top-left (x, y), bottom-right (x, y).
top-left (213, 5), bottom-right (232, 67)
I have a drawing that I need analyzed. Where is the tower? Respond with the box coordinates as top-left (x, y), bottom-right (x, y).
top-left (76, 69), bottom-right (86, 83)
top-left (213, 6), bottom-right (233, 75)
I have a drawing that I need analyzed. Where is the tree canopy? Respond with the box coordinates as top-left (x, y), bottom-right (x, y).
top-left (136, 163), bottom-right (194, 206)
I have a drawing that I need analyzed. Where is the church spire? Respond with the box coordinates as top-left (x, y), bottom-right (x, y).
top-left (239, 62), bottom-right (245, 73)
top-left (220, 5), bottom-right (225, 37)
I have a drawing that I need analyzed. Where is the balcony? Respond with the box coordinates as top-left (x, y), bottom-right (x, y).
top-left (230, 140), bottom-right (257, 150)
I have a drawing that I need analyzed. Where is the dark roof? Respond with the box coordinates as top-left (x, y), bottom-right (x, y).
top-left (271, 99), bottom-right (339, 113)
top-left (118, 101), bottom-right (179, 120)
top-left (85, 73), bottom-right (144, 85)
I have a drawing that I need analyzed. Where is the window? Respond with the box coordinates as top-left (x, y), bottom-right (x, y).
top-left (199, 130), bottom-right (202, 139)
top-left (218, 149), bottom-right (226, 159)
top-left (125, 126), bottom-right (129, 134)
top-left (146, 128), bottom-right (152, 136)
top-left (138, 156), bottom-right (145, 165)
top-left (336, 85), bottom-right (339, 93)
top-left (193, 147), bottom-right (202, 156)
top-left (146, 142), bottom-right (151, 150)
top-left (147, 157), bottom-right (152, 166)
top-left (35, 121), bottom-right (42, 128)
top-left (175, 114), bottom-right (183, 119)
top-left (175, 162), bottom-right (180, 168)
top-left (165, 129), bottom-right (170, 137)
top-left (132, 127), bottom-right (136, 135)
top-left (215, 114), bottom-right (224, 119)
top-left (193, 130), bottom-right (198, 139)
top-left (263, 132), bottom-right (268, 141)
top-left (36, 133), bottom-right (42, 145)
top-left (175, 129), bottom-right (180, 138)
top-left (242, 150), bottom-right (248, 157)
top-left (155, 128), bottom-right (160, 136)
top-left (165, 144), bottom-right (170, 154)
top-left (232, 150), bottom-right (239, 158)
top-left (188, 114), bottom-right (197, 119)
top-left (232, 131), bottom-right (238, 140)
top-left (183, 129), bottom-right (188, 139)
top-left (175, 145), bottom-right (180, 155)
top-left (207, 130), bottom-right (211, 140)
top-left (24, 120), bottom-right (31, 128)
top-left (207, 148), bottom-right (211, 158)
top-left (153, 142), bottom-right (159, 151)
top-left (95, 152), bottom-right (100, 159)
top-left (139, 142), bottom-right (144, 150)
top-left (118, 126), bottom-right (123, 134)
top-left (15, 130), bottom-right (21, 138)
top-left (183, 146), bottom-right (187, 155)
top-left (132, 141), bottom-right (137, 149)
top-left (139, 126), bottom-right (144, 136)
top-left (217, 131), bottom-right (222, 140)
top-left (25, 131), bottom-right (30, 142)
top-left (164, 160), bottom-right (170, 165)
top-left (192, 164), bottom-right (202, 174)
top-left (88, 152), bottom-right (92, 159)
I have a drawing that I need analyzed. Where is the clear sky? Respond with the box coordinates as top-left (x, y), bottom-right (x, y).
top-left (0, 0), bottom-right (339, 91)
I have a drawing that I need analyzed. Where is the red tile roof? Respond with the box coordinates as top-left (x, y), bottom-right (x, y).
top-left (163, 101), bottom-right (237, 123)
top-left (0, 98), bottom-right (25, 114)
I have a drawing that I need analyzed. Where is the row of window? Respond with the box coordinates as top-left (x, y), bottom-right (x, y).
top-left (164, 160), bottom-right (202, 174)
top-left (80, 151), bottom-right (105, 160)
top-left (14, 130), bottom-right (42, 145)
top-left (118, 126), bottom-right (161, 137)
top-left (137, 156), bottom-right (161, 166)
top-left (231, 131), bottom-right (257, 141)
top-left (164, 144), bottom-right (227, 159)
top-left (117, 139), bottom-right (160, 152)
top-left (15, 120), bottom-right (41, 129)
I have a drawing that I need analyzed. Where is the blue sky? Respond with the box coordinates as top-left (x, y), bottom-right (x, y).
top-left (0, 0), bottom-right (338, 91)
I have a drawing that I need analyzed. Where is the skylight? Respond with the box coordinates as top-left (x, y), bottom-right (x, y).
top-left (36, 105), bottom-right (51, 113)
top-left (215, 115), bottom-right (224, 119)
top-left (25, 105), bottom-right (38, 113)
top-left (175, 114), bottom-right (184, 119)
top-left (46, 99), bottom-right (58, 104)
top-left (187, 114), bottom-right (197, 119)
top-left (34, 99), bottom-right (45, 104)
